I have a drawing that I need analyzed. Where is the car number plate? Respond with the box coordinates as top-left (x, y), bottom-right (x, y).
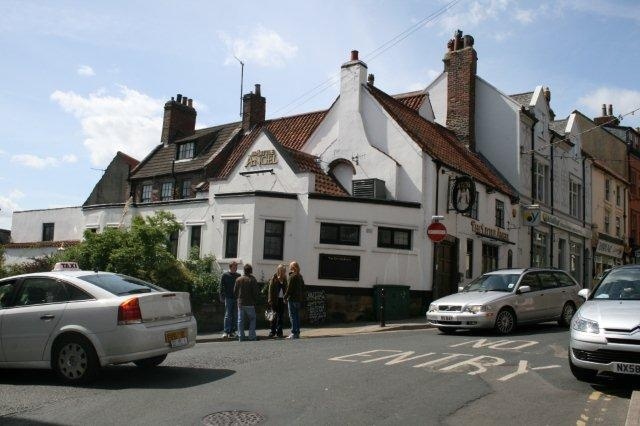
top-left (440, 316), bottom-right (454, 321)
top-left (613, 362), bottom-right (640, 375)
top-left (165, 329), bottom-right (188, 348)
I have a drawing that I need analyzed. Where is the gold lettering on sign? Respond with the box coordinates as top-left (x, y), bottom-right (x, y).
top-left (471, 221), bottom-right (510, 243)
top-left (245, 149), bottom-right (278, 167)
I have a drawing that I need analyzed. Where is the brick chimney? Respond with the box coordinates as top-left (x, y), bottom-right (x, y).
top-left (593, 103), bottom-right (620, 127)
top-left (242, 84), bottom-right (266, 131)
top-left (443, 30), bottom-right (477, 151)
top-left (161, 94), bottom-right (197, 145)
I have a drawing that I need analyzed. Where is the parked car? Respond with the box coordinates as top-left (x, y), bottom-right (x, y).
top-left (0, 262), bottom-right (197, 383)
top-left (426, 268), bottom-right (583, 335)
top-left (569, 265), bottom-right (640, 382)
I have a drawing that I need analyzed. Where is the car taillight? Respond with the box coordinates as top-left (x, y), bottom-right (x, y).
top-left (118, 297), bottom-right (142, 325)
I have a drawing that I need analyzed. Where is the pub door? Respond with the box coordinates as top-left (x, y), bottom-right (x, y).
top-left (432, 237), bottom-right (459, 300)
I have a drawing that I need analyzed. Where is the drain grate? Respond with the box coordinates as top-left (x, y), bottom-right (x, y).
top-left (202, 411), bottom-right (264, 425)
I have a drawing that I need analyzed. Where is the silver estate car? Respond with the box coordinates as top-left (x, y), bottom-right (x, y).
top-left (569, 265), bottom-right (640, 382)
top-left (427, 268), bottom-right (583, 335)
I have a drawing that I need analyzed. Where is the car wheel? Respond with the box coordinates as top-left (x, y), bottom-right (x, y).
top-left (133, 354), bottom-right (168, 368)
top-left (52, 335), bottom-right (99, 384)
top-left (558, 302), bottom-right (576, 327)
top-left (494, 308), bottom-right (516, 335)
top-left (438, 327), bottom-right (457, 334)
top-left (569, 349), bottom-right (598, 382)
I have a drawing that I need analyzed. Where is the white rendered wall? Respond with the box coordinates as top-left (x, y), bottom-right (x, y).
top-left (11, 207), bottom-right (84, 243)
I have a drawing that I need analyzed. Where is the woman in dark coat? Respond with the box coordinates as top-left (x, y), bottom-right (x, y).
top-left (267, 264), bottom-right (287, 338)
top-left (285, 261), bottom-right (305, 339)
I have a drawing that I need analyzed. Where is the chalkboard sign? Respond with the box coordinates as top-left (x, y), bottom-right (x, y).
top-left (306, 289), bottom-right (327, 324)
top-left (318, 253), bottom-right (360, 281)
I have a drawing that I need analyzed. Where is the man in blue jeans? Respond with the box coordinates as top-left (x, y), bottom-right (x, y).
top-left (285, 261), bottom-right (305, 339)
top-left (219, 261), bottom-right (240, 338)
top-left (233, 263), bottom-right (259, 341)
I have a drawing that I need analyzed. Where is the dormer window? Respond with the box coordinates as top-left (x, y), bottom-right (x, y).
top-left (177, 142), bottom-right (195, 160)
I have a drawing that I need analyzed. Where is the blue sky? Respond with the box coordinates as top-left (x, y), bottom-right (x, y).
top-left (1, 0), bottom-right (639, 230)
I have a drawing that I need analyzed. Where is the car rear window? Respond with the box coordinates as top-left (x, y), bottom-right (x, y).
top-left (78, 273), bottom-right (164, 296)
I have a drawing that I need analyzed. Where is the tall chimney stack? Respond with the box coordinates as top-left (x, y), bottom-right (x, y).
top-left (161, 93), bottom-right (197, 145)
top-left (242, 84), bottom-right (266, 131)
top-left (594, 103), bottom-right (619, 127)
top-left (443, 30), bottom-right (477, 151)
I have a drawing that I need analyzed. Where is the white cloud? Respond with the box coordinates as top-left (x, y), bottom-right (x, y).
top-left (578, 87), bottom-right (640, 126)
top-left (515, 9), bottom-right (535, 24)
top-left (77, 65), bottom-right (95, 76)
top-left (50, 86), bottom-right (163, 166)
top-left (10, 153), bottom-right (77, 169)
top-left (9, 189), bottom-right (25, 199)
top-left (0, 149), bottom-right (4, 156)
top-left (219, 26), bottom-right (298, 68)
top-left (0, 194), bottom-right (21, 222)
top-left (435, 0), bottom-right (512, 33)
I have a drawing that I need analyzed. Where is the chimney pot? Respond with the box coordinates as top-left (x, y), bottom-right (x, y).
top-left (463, 34), bottom-right (474, 48)
top-left (255, 84), bottom-right (261, 96)
top-left (187, 98), bottom-right (193, 108)
top-left (171, 96), bottom-right (175, 101)
top-left (351, 50), bottom-right (359, 61)
top-left (176, 94), bottom-right (182, 103)
top-left (183, 97), bottom-right (188, 105)
top-left (602, 104), bottom-right (607, 116)
top-left (608, 104), bottom-right (613, 116)
top-left (367, 73), bottom-right (375, 86)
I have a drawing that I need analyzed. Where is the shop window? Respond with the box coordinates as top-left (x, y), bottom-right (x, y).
top-left (263, 220), bottom-right (284, 260)
top-left (465, 239), bottom-right (474, 279)
top-left (377, 227), bottom-right (412, 250)
top-left (42, 223), bottom-right (54, 242)
top-left (495, 200), bottom-right (505, 228)
top-left (141, 184), bottom-right (152, 203)
top-left (320, 223), bottom-right (360, 246)
top-left (507, 249), bottom-right (513, 269)
top-left (558, 239), bottom-right (566, 270)
top-left (481, 244), bottom-right (499, 273)
top-left (161, 182), bottom-right (174, 201)
top-left (225, 220), bottom-right (239, 259)
top-left (190, 226), bottom-right (201, 256)
top-left (532, 231), bottom-right (548, 267)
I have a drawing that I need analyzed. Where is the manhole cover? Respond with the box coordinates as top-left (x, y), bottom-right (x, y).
top-left (202, 411), bottom-right (264, 425)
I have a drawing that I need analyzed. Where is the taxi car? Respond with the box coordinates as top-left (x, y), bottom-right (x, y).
top-left (569, 265), bottom-right (640, 382)
top-left (0, 262), bottom-right (197, 383)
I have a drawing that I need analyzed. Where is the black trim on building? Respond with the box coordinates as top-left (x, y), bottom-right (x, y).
top-left (214, 191), bottom-right (298, 200)
top-left (309, 193), bottom-right (421, 208)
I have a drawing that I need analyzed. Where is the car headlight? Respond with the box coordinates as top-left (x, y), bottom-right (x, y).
top-left (572, 315), bottom-right (600, 334)
top-left (462, 304), bottom-right (493, 314)
top-left (428, 303), bottom-right (437, 312)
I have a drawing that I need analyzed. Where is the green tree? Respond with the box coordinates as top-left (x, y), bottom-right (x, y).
top-left (183, 247), bottom-right (221, 306)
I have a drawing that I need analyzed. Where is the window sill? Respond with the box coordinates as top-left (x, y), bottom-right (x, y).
top-left (313, 244), bottom-right (366, 252)
top-left (371, 248), bottom-right (417, 256)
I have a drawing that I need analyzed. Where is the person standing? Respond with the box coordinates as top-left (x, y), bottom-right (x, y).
top-left (219, 261), bottom-right (240, 338)
top-left (234, 263), bottom-right (259, 341)
top-left (267, 264), bottom-right (287, 338)
top-left (285, 261), bottom-right (305, 339)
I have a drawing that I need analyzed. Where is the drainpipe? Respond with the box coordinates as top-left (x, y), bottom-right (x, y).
top-left (549, 143), bottom-right (554, 266)
top-left (529, 115), bottom-right (537, 266)
top-left (434, 160), bottom-right (442, 215)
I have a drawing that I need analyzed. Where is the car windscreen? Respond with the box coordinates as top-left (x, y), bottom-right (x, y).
top-left (78, 273), bottom-right (165, 296)
top-left (591, 269), bottom-right (640, 301)
top-left (463, 274), bottom-right (520, 292)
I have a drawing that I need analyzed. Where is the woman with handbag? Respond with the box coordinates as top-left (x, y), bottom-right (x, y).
top-left (267, 264), bottom-right (287, 338)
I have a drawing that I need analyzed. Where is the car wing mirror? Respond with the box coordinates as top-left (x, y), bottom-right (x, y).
top-left (517, 285), bottom-right (531, 294)
top-left (578, 288), bottom-right (589, 300)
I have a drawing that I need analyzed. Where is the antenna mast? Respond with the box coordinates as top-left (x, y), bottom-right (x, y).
top-left (234, 56), bottom-right (244, 117)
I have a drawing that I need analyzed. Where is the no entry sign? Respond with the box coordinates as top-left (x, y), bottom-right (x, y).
top-left (427, 221), bottom-right (447, 243)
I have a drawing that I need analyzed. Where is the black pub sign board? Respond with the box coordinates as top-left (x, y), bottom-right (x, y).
top-left (318, 254), bottom-right (360, 281)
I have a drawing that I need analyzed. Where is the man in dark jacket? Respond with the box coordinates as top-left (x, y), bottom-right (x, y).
top-left (219, 261), bottom-right (240, 338)
top-left (233, 263), bottom-right (259, 341)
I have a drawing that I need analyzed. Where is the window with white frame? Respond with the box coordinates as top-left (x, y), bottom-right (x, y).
top-left (177, 142), bottom-right (195, 160)
top-left (569, 180), bottom-right (582, 219)
top-left (605, 179), bottom-right (611, 201)
top-left (616, 185), bottom-right (621, 206)
top-left (616, 216), bottom-right (621, 237)
top-left (161, 182), bottom-right (173, 201)
top-left (604, 211), bottom-right (611, 234)
top-left (532, 158), bottom-right (549, 203)
top-left (141, 184), bottom-right (152, 203)
top-left (181, 180), bottom-right (191, 198)
top-left (495, 200), bottom-right (505, 228)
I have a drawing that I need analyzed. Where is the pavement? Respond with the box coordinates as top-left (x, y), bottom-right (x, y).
top-left (628, 391), bottom-right (640, 426)
top-left (196, 319), bottom-right (432, 343)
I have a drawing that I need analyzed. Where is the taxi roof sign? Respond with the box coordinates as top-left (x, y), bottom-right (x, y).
top-left (52, 262), bottom-right (80, 271)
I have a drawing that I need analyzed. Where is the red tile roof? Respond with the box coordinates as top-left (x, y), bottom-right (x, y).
top-left (393, 91), bottom-right (426, 111)
top-left (4, 240), bottom-right (81, 249)
top-left (282, 148), bottom-right (348, 196)
top-left (366, 84), bottom-right (516, 198)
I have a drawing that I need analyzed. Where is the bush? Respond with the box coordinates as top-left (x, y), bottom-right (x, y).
top-left (183, 247), bottom-right (221, 306)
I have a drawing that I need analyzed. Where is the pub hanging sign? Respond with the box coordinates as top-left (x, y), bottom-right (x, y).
top-left (245, 149), bottom-right (278, 167)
